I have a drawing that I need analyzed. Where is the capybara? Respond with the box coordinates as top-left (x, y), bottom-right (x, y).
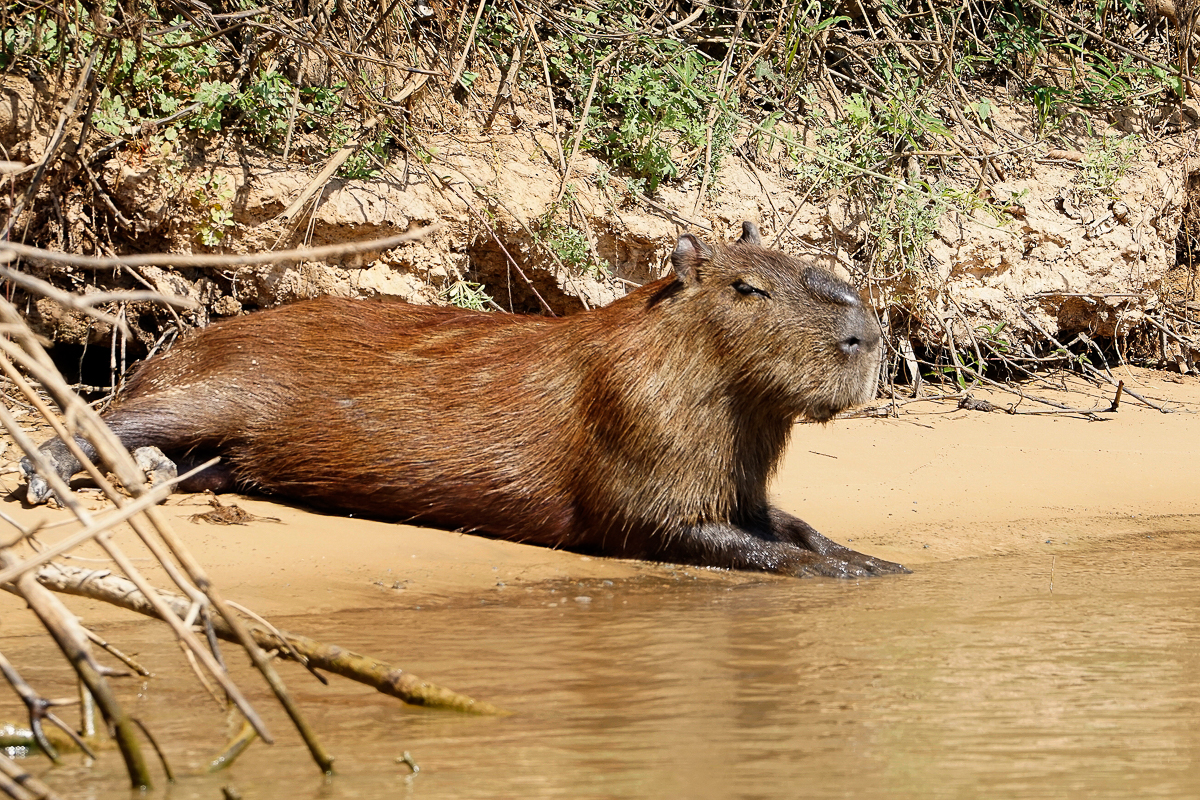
top-left (23, 222), bottom-right (906, 577)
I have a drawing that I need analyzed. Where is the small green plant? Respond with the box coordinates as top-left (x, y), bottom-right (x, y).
top-left (774, 0), bottom-right (852, 85)
top-left (871, 183), bottom-right (949, 274)
top-left (95, 89), bottom-right (141, 137)
top-left (1075, 135), bottom-right (1141, 200)
top-left (239, 71), bottom-right (295, 148)
top-left (190, 81), bottom-right (237, 133)
top-left (533, 191), bottom-right (610, 277)
top-left (193, 174), bottom-right (236, 246)
top-left (339, 132), bottom-right (391, 179)
top-left (987, 9), bottom-right (1045, 74)
top-left (537, 8), bottom-right (739, 193)
top-left (542, 221), bottom-right (590, 267)
top-left (976, 322), bottom-right (1013, 361)
top-left (442, 280), bottom-right (493, 311)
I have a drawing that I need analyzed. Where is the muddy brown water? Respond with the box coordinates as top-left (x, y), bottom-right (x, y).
top-left (5, 527), bottom-right (1200, 799)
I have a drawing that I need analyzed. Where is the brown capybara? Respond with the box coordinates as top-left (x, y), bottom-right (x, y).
top-left (23, 222), bottom-right (906, 577)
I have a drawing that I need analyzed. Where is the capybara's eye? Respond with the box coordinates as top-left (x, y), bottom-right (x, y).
top-left (732, 280), bottom-right (770, 299)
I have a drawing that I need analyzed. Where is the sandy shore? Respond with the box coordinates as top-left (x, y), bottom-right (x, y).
top-left (2, 366), bottom-right (1198, 631)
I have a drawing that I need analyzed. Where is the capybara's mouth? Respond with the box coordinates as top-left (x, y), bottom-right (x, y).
top-left (802, 401), bottom-right (844, 424)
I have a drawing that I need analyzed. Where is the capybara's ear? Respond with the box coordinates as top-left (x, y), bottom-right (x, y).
top-left (737, 221), bottom-right (762, 246)
top-left (671, 233), bottom-right (712, 285)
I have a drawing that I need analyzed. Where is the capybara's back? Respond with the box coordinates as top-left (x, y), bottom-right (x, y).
top-left (24, 223), bottom-right (907, 578)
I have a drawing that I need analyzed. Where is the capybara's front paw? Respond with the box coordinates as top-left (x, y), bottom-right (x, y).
top-left (789, 551), bottom-right (910, 578)
top-left (856, 555), bottom-right (910, 575)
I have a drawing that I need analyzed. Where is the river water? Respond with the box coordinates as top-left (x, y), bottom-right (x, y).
top-left (10, 528), bottom-right (1200, 799)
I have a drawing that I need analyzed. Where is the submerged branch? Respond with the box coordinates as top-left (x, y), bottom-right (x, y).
top-left (34, 563), bottom-right (508, 715)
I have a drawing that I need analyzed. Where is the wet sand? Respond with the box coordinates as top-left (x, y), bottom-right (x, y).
top-left (2, 366), bottom-right (1199, 797)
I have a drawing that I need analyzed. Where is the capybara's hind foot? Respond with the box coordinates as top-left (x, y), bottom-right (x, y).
top-left (22, 444), bottom-right (178, 505)
top-left (133, 446), bottom-right (178, 492)
top-left (21, 452), bottom-right (60, 506)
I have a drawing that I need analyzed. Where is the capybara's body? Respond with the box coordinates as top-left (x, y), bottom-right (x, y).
top-left (24, 224), bottom-right (907, 577)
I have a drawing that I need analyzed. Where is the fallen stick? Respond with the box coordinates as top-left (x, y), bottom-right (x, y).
top-left (32, 563), bottom-right (507, 715)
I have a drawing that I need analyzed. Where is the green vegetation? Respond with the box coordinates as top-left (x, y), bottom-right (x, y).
top-left (534, 193), bottom-right (609, 277)
top-left (1076, 135), bottom-right (1143, 200)
top-left (441, 280), bottom-right (494, 311)
top-left (193, 173), bottom-right (236, 247)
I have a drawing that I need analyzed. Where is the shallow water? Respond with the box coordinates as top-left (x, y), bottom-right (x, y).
top-left (9, 529), bottom-right (1200, 799)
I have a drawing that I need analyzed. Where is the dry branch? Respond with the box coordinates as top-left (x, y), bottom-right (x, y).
top-left (0, 226), bottom-right (437, 270)
top-left (279, 115), bottom-right (384, 221)
top-left (0, 551), bottom-right (151, 788)
top-left (0, 753), bottom-right (63, 800)
top-left (34, 563), bottom-right (507, 715)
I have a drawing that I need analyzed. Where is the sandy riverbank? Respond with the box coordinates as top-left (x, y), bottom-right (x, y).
top-left (1, 367), bottom-right (1198, 629)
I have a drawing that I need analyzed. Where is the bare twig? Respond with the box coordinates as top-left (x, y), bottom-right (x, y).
top-left (0, 753), bottom-right (65, 800)
top-left (0, 265), bottom-right (197, 338)
top-left (0, 226), bottom-right (436, 270)
top-left (1, 47), bottom-right (98, 240)
top-left (556, 49), bottom-right (622, 203)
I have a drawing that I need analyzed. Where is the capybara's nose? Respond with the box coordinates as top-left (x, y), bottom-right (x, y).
top-left (839, 335), bottom-right (864, 356)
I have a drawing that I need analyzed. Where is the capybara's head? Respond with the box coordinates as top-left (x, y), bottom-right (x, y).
top-left (666, 221), bottom-right (882, 422)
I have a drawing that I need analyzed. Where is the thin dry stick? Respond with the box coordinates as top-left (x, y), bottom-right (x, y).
top-left (934, 313), bottom-right (968, 390)
top-left (448, 0), bottom-right (488, 89)
top-left (428, 172), bottom-right (555, 314)
top-left (1020, 0), bottom-right (1200, 92)
top-left (131, 718), bottom-right (175, 783)
top-left (476, 187), bottom-right (592, 310)
top-left (0, 550), bottom-right (151, 789)
top-left (0, 47), bottom-right (98, 240)
top-left (0, 648), bottom-right (96, 760)
top-left (1, 316), bottom-right (334, 771)
top-left (556, 49), bottom-right (622, 204)
top-left (735, 147), bottom-right (783, 233)
top-left (139, 511), bottom-right (335, 771)
top-left (1013, 303), bottom-right (1173, 412)
top-left (692, 5), bottom-right (745, 217)
top-left (482, 38), bottom-right (523, 132)
top-left (282, 82), bottom-right (301, 161)
top-left (0, 225), bottom-right (437, 270)
top-left (0, 266), bottom-right (197, 337)
top-left (0, 323), bottom-right (274, 744)
top-left (0, 420), bottom-right (257, 729)
top-left (629, 188), bottom-right (712, 231)
top-left (0, 753), bottom-right (64, 800)
top-left (516, 1), bottom-right (566, 171)
top-left (84, 629), bottom-right (151, 677)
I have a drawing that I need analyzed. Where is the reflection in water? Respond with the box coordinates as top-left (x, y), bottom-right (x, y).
top-left (8, 531), bottom-right (1200, 799)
